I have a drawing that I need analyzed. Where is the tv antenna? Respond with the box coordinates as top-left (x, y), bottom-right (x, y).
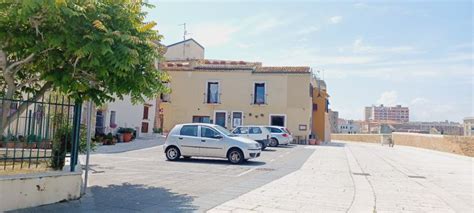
top-left (179, 23), bottom-right (189, 41)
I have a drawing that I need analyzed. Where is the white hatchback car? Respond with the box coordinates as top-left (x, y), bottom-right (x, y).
top-left (231, 126), bottom-right (271, 150)
top-left (265, 126), bottom-right (293, 147)
top-left (163, 123), bottom-right (261, 164)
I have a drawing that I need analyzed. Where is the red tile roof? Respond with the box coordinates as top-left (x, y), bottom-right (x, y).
top-left (255, 66), bottom-right (310, 73)
top-left (162, 59), bottom-right (310, 74)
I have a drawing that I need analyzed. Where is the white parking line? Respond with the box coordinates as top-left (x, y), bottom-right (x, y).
top-left (236, 167), bottom-right (259, 177)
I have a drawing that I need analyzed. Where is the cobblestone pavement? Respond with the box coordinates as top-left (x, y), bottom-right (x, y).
top-left (209, 141), bottom-right (473, 213)
top-left (13, 140), bottom-right (314, 212)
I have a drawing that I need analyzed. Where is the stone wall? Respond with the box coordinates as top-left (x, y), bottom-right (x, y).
top-left (331, 134), bottom-right (384, 144)
top-left (332, 133), bottom-right (474, 157)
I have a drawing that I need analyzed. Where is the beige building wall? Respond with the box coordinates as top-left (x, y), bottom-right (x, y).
top-left (160, 70), bottom-right (312, 139)
top-left (164, 39), bottom-right (204, 61)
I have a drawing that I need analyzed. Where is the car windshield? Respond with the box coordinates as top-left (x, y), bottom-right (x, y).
top-left (214, 125), bottom-right (237, 137)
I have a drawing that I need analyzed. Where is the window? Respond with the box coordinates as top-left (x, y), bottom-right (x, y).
top-left (254, 83), bottom-right (265, 104)
top-left (110, 111), bottom-right (116, 127)
top-left (207, 82), bottom-right (219, 104)
top-left (180, 125), bottom-right (198, 137)
top-left (232, 112), bottom-right (243, 128)
top-left (270, 115), bottom-right (285, 127)
top-left (233, 127), bottom-right (248, 134)
top-left (141, 122), bottom-right (149, 133)
top-left (215, 111), bottom-right (226, 128)
top-left (313, 104), bottom-right (318, 111)
top-left (267, 127), bottom-right (282, 133)
top-left (143, 106), bottom-right (149, 120)
top-left (201, 126), bottom-right (219, 138)
top-left (249, 127), bottom-right (262, 134)
top-left (192, 116), bottom-right (210, 123)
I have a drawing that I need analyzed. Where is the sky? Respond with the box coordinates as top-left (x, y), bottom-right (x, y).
top-left (145, 0), bottom-right (473, 123)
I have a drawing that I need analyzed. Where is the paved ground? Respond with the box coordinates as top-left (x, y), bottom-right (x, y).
top-left (15, 137), bottom-right (314, 212)
top-left (209, 141), bottom-right (473, 212)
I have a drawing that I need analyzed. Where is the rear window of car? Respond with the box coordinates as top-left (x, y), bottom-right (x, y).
top-left (180, 125), bottom-right (198, 136)
top-left (249, 127), bottom-right (262, 134)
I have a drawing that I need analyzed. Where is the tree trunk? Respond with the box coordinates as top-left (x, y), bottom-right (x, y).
top-left (0, 82), bottom-right (52, 134)
top-left (1, 69), bottom-right (16, 135)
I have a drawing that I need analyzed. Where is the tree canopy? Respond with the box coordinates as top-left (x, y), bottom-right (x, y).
top-left (0, 0), bottom-right (168, 131)
top-left (0, 0), bottom-right (168, 102)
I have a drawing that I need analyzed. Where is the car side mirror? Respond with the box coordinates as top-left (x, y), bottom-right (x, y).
top-left (214, 134), bottom-right (223, 139)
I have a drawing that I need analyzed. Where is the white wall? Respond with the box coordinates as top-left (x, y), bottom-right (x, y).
top-left (0, 171), bottom-right (82, 211)
top-left (103, 96), bottom-right (156, 137)
top-left (164, 40), bottom-right (204, 61)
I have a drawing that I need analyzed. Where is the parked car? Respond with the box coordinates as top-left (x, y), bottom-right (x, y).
top-left (265, 126), bottom-right (293, 147)
top-left (231, 126), bottom-right (271, 150)
top-left (163, 123), bottom-right (261, 164)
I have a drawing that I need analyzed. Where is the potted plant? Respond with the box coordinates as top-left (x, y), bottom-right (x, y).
top-left (118, 127), bottom-right (134, 142)
top-left (112, 135), bottom-right (118, 145)
top-left (103, 133), bottom-right (114, 145)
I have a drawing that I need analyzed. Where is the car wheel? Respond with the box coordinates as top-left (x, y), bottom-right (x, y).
top-left (269, 138), bottom-right (279, 147)
top-left (227, 149), bottom-right (244, 164)
top-left (165, 146), bottom-right (181, 161)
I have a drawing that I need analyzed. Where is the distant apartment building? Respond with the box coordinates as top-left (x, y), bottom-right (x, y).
top-left (157, 39), bottom-right (331, 142)
top-left (365, 104), bottom-right (409, 123)
top-left (463, 117), bottom-right (474, 136)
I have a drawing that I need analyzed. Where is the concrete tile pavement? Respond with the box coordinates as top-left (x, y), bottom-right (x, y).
top-left (208, 141), bottom-right (473, 213)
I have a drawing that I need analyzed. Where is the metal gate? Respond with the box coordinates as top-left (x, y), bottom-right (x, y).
top-left (0, 94), bottom-right (82, 172)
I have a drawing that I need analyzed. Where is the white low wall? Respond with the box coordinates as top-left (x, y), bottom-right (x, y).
top-left (0, 168), bottom-right (82, 211)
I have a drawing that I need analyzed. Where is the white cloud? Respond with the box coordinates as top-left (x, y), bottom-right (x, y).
top-left (352, 38), bottom-right (418, 54)
top-left (262, 46), bottom-right (377, 67)
top-left (408, 97), bottom-right (458, 121)
top-left (297, 26), bottom-right (319, 35)
top-left (236, 42), bottom-right (251, 49)
top-left (377, 90), bottom-right (399, 106)
top-left (329, 16), bottom-right (343, 24)
top-left (191, 22), bottom-right (239, 47)
top-left (189, 14), bottom-right (293, 47)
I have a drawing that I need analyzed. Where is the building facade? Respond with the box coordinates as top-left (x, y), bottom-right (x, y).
top-left (95, 96), bottom-right (156, 137)
top-left (391, 121), bottom-right (463, 135)
top-left (463, 117), bottom-right (474, 136)
top-left (338, 119), bottom-right (361, 134)
top-left (159, 59), bottom-right (318, 142)
top-left (311, 80), bottom-right (331, 142)
top-left (328, 110), bottom-right (339, 133)
top-left (164, 39), bottom-right (204, 61)
top-left (365, 104), bottom-right (409, 123)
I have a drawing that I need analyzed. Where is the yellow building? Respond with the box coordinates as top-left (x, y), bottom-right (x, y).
top-left (311, 78), bottom-right (331, 142)
top-left (157, 59), bottom-right (331, 143)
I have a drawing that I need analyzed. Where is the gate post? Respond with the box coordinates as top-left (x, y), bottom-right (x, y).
top-left (70, 101), bottom-right (82, 172)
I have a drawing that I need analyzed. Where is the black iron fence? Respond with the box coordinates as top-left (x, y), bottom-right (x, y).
top-left (0, 94), bottom-right (82, 172)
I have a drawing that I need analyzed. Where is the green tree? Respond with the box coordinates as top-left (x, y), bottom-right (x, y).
top-left (0, 0), bottom-right (168, 132)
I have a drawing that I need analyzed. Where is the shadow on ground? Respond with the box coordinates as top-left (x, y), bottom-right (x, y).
top-left (12, 183), bottom-right (197, 213)
top-left (93, 138), bottom-right (164, 154)
top-left (173, 158), bottom-right (266, 166)
top-left (274, 144), bottom-right (297, 149)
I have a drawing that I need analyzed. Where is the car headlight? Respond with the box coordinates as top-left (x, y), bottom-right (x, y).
top-left (249, 143), bottom-right (259, 149)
